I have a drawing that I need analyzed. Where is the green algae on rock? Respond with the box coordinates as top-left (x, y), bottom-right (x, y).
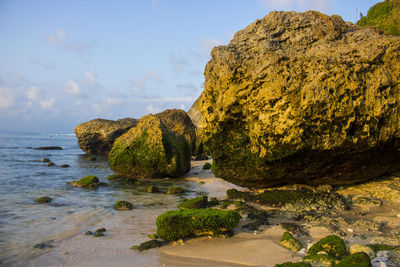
top-left (274, 263), bottom-right (312, 267)
top-left (202, 162), bottom-right (211, 170)
top-left (147, 185), bottom-right (160, 193)
top-left (336, 252), bottom-right (372, 267)
top-left (358, 0), bottom-right (400, 35)
top-left (178, 195), bottom-right (208, 209)
top-left (280, 232), bottom-right (302, 252)
top-left (156, 209), bottom-right (240, 241)
top-left (307, 235), bottom-right (347, 260)
top-left (302, 254), bottom-right (337, 267)
top-left (34, 196), bottom-right (52, 204)
top-left (68, 175), bottom-right (99, 189)
top-left (108, 114), bottom-right (191, 178)
top-left (167, 186), bottom-right (185, 194)
top-left (114, 200), bottom-right (133, 210)
top-left (74, 118), bottom-right (138, 155)
top-left (131, 240), bottom-right (166, 251)
top-left (199, 10), bottom-right (400, 188)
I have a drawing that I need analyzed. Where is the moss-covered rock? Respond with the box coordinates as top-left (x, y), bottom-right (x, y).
top-left (199, 10), bottom-right (400, 188)
top-left (178, 195), bottom-right (208, 209)
top-left (336, 252), bottom-right (372, 267)
top-left (59, 164), bottom-right (70, 168)
top-left (155, 109), bottom-right (197, 155)
top-left (34, 196), bottom-right (52, 203)
top-left (208, 197), bottom-right (219, 206)
top-left (280, 232), bottom-right (302, 252)
top-left (349, 244), bottom-right (375, 259)
top-left (68, 175), bottom-right (100, 189)
top-left (147, 185), bottom-right (160, 193)
top-left (114, 200), bottom-right (133, 210)
top-left (367, 244), bottom-right (398, 252)
top-left (156, 208), bottom-right (241, 241)
top-left (307, 235), bottom-right (347, 260)
top-left (274, 263), bottom-right (312, 267)
top-left (131, 239), bottom-right (166, 251)
top-left (302, 254), bottom-right (337, 267)
top-left (167, 186), bottom-right (185, 194)
top-left (47, 162), bottom-right (56, 167)
top-left (202, 162), bottom-right (212, 170)
top-left (107, 174), bottom-right (137, 184)
top-left (108, 115), bottom-right (191, 178)
top-left (358, 0), bottom-right (400, 35)
top-left (74, 118), bottom-right (138, 155)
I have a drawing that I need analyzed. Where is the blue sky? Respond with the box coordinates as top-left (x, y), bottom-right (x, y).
top-left (0, 0), bottom-right (381, 132)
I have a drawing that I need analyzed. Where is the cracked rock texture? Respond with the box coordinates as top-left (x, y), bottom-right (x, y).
top-left (199, 11), bottom-right (400, 188)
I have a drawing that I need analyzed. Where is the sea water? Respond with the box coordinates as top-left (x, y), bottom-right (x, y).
top-left (0, 131), bottom-right (196, 266)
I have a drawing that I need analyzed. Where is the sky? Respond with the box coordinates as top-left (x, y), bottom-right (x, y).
top-left (0, 0), bottom-right (381, 133)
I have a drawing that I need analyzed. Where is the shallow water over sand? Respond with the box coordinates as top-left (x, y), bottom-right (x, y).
top-left (0, 131), bottom-right (199, 266)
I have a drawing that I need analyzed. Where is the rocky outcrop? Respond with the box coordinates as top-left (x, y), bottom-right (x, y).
top-left (74, 118), bottom-right (138, 155)
top-left (155, 109), bottom-right (196, 154)
top-left (199, 11), bottom-right (400, 188)
top-left (187, 98), bottom-right (208, 158)
top-left (108, 114), bottom-right (191, 178)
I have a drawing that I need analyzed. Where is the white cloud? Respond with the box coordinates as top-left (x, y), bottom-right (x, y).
top-left (40, 97), bottom-right (55, 109)
top-left (46, 29), bottom-right (66, 44)
top-left (64, 80), bottom-right (81, 96)
top-left (106, 97), bottom-right (124, 106)
top-left (30, 58), bottom-right (56, 69)
top-left (46, 29), bottom-right (93, 53)
top-left (26, 86), bottom-right (38, 101)
top-left (85, 71), bottom-right (97, 85)
top-left (200, 38), bottom-right (223, 55)
top-left (260, 0), bottom-right (331, 12)
top-left (132, 69), bottom-right (164, 90)
top-left (179, 104), bottom-right (185, 110)
top-left (0, 86), bottom-right (14, 109)
top-left (146, 104), bottom-right (162, 114)
top-left (170, 54), bottom-right (190, 73)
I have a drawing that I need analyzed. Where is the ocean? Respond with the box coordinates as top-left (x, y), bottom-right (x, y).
top-left (0, 131), bottom-right (198, 266)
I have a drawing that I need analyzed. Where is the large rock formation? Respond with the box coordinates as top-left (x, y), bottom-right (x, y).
top-left (199, 11), bottom-right (400, 188)
top-left (187, 98), bottom-right (207, 158)
top-left (155, 109), bottom-right (196, 154)
top-left (74, 118), bottom-right (138, 155)
top-left (358, 0), bottom-right (400, 36)
top-left (108, 114), bottom-right (191, 178)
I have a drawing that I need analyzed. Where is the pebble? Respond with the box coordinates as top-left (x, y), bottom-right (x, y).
top-left (371, 256), bottom-right (389, 267)
top-left (376, 251), bottom-right (389, 258)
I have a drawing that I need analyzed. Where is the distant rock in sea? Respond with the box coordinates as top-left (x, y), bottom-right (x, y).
top-left (199, 10), bottom-right (400, 188)
top-left (74, 118), bottom-right (138, 155)
top-left (33, 146), bottom-right (63, 150)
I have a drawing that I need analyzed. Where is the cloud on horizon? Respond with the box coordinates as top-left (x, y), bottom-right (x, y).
top-left (132, 69), bottom-right (164, 90)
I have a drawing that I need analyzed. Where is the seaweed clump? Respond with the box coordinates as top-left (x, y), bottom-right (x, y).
top-left (68, 175), bottom-right (100, 189)
top-left (156, 208), bottom-right (240, 241)
top-left (178, 195), bottom-right (208, 209)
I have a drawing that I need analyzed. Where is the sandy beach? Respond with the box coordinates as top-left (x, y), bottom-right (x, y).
top-left (28, 160), bottom-right (400, 266)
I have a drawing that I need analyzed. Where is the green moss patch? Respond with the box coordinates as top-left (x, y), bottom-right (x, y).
top-left (167, 186), bottom-right (185, 194)
top-left (131, 240), bottom-right (166, 251)
top-left (336, 252), bottom-right (372, 267)
top-left (147, 185), bottom-right (160, 193)
top-left (367, 244), bottom-right (398, 252)
top-left (156, 208), bottom-right (241, 241)
top-left (358, 0), bottom-right (400, 35)
top-left (280, 232), bottom-right (302, 252)
top-left (69, 175), bottom-right (99, 189)
top-left (114, 200), bottom-right (133, 210)
top-left (303, 254), bottom-right (337, 267)
top-left (307, 235), bottom-right (347, 259)
top-left (202, 162), bottom-right (212, 170)
top-left (274, 262), bottom-right (312, 267)
top-left (34, 196), bottom-right (52, 203)
top-left (178, 195), bottom-right (208, 209)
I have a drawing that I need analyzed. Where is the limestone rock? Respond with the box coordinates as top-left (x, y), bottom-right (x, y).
top-left (108, 114), bottom-right (191, 178)
top-left (74, 118), bottom-right (138, 155)
top-left (155, 109), bottom-right (196, 154)
top-left (350, 244), bottom-right (375, 259)
top-left (199, 10), bottom-right (400, 188)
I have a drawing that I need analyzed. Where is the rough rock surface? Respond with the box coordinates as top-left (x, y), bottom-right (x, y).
top-left (155, 109), bottom-right (196, 154)
top-left (74, 118), bottom-right (138, 155)
top-left (199, 11), bottom-right (400, 188)
top-left (187, 98), bottom-right (207, 156)
top-left (108, 114), bottom-right (191, 178)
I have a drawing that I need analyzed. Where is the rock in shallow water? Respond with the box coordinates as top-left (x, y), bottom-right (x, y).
top-left (199, 10), bottom-right (400, 188)
top-left (74, 118), bottom-right (139, 155)
top-left (108, 114), bottom-right (191, 178)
